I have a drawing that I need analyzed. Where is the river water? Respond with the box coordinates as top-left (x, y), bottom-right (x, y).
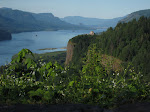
top-left (0, 29), bottom-right (106, 66)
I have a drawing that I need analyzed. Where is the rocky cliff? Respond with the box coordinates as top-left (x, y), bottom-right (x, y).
top-left (65, 40), bottom-right (75, 66)
top-left (0, 30), bottom-right (12, 41)
top-left (65, 34), bottom-right (122, 72)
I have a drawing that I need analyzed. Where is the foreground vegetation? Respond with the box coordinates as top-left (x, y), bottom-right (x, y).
top-left (12, 51), bottom-right (66, 67)
top-left (0, 16), bottom-right (150, 109)
top-left (0, 48), bottom-right (149, 108)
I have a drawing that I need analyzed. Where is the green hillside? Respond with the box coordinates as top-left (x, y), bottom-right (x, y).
top-left (68, 16), bottom-right (150, 81)
top-left (120, 9), bottom-right (150, 23)
top-left (95, 16), bottom-right (150, 80)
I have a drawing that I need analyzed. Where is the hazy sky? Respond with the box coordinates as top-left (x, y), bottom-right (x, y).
top-left (0, 0), bottom-right (150, 19)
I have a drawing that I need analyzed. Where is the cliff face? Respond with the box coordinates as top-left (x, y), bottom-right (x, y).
top-left (65, 40), bottom-right (75, 66)
top-left (65, 35), bottom-right (122, 72)
top-left (65, 34), bottom-right (94, 68)
top-left (0, 30), bottom-right (12, 41)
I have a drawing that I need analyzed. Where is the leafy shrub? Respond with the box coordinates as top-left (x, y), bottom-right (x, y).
top-left (0, 48), bottom-right (149, 108)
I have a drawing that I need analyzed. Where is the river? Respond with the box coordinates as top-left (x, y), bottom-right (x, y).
top-left (0, 29), bottom-right (106, 66)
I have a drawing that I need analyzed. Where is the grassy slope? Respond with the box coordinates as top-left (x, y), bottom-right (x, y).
top-left (33, 51), bottom-right (66, 67)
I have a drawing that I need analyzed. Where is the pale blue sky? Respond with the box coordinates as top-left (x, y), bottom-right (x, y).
top-left (0, 0), bottom-right (150, 19)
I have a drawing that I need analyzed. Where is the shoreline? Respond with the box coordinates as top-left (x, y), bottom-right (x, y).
top-left (38, 47), bottom-right (67, 51)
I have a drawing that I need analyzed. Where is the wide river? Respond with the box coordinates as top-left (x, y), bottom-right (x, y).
top-left (0, 29), bottom-right (106, 66)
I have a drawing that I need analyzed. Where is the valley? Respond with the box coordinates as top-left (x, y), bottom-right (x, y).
top-left (0, 5), bottom-right (150, 111)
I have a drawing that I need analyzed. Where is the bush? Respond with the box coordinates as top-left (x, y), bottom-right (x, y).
top-left (0, 48), bottom-right (149, 108)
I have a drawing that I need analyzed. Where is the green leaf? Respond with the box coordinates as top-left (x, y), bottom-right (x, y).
top-left (95, 66), bottom-right (100, 73)
top-left (22, 50), bottom-right (26, 58)
top-left (25, 58), bottom-right (30, 64)
top-left (93, 89), bottom-right (99, 93)
top-left (51, 72), bottom-right (55, 77)
top-left (44, 91), bottom-right (52, 100)
top-left (47, 68), bottom-right (53, 76)
top-left (17, 56), bottom-right (21, 63)
top-left (46, 64), bottom-right (50, 69)
top-left (130, 86), bottom-right (137, 93)
top-left (69, 81), bottom-right (74, 87)
top-left (27, 61), bottom-right (31, 69)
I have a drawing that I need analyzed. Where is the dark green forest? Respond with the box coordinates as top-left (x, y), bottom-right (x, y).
top-left (0, 16), bottom-right (150, 108)
top-left (95, 16), bottom-right (150, 80)
top-left (69, 16), bottom-right (150, 81)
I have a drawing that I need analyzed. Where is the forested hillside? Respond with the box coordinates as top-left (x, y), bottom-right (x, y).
top-left (95, 16), bottom-right (150, 79)
top-left (68, 16), bottom-right (150, 81)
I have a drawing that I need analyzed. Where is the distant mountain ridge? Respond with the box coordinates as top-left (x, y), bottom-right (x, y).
top-left (0, 8), bottom-right (84, 33)
top-left (61, 16), bottom-right (125, 28)
top-left (1, 8), bottom-right (150, 33)
top-left (120, 9), bottom-right (150, 23)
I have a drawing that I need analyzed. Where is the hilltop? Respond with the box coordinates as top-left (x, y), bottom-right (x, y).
top-left (120, 9), bottom-right (150, 23)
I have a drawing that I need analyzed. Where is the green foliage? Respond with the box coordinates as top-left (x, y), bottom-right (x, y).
top-left (0, 48), bottom-right (149, 108)
top-left (33, 51), bottom-right (66, 67)
top-left (1, 17), bottom-right (150, 108)
top-left (0, 49), bottom-right (64, 104)
top-left (82, 44), bottom-right (105, 76)
top-left (95, 17), bottom-right (150, 81)
top-left (12, 51), bottom-right (66, 67)
top-left (69, 34), bottom-right (96, 69)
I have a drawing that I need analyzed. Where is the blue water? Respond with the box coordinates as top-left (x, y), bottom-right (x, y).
top-left (0, 29), bottom-right (106, 66)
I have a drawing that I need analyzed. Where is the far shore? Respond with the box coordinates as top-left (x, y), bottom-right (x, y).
top-left (38, 47), bottom-right (67, 51)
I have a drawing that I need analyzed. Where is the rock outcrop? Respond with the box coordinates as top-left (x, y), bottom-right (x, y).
top-left (65, 40), bottom-right (75, 66)
top-left (0, 30), bottom-right (12, 41)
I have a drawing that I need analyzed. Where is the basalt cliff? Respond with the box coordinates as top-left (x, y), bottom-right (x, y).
top-left (65, 40), bottom-right (75, 66)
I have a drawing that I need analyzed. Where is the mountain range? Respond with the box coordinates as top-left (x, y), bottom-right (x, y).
top-left (61, 16), bottom-right (125, 28)
top-left (0, 8), bottom-right (84, 33)
top-left (61, 9), bottom-right (150, 28)
top-left (0, 8), bottom-right (150, 33)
